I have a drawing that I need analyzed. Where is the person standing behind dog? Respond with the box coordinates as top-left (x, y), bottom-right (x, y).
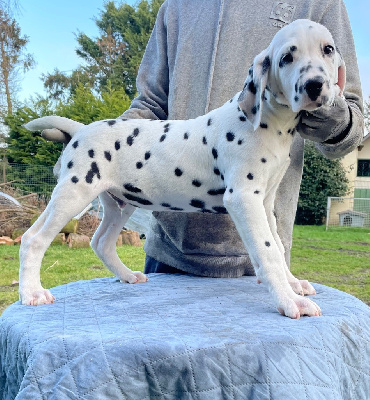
top-left (122, 0), bottom-right (364, 277)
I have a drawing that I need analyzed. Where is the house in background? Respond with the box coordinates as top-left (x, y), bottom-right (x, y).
top-left (342, 133), bottom-right (370, 197)
top-left (327, 134), bottom-right (370, 227)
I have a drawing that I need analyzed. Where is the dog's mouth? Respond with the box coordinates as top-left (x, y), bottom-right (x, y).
top-left (291, 76), bottom-right (335, 113)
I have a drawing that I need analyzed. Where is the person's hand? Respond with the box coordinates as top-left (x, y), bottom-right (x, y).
top-left (296, 96), bottom-right (351, 144)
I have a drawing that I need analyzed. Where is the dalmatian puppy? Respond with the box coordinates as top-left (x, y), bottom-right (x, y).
top-left (21, 19), bottom-right (345, 318)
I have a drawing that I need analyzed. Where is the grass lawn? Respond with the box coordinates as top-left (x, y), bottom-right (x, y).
top-left (0, 225), bottom-right (369, 314)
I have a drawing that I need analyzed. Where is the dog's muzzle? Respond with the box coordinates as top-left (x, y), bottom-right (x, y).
top-left (304, 77), bottom-right (324, 101)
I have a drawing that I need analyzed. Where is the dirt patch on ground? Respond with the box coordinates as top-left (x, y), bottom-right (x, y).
top-left (306, 245), bottom-right (370, 257)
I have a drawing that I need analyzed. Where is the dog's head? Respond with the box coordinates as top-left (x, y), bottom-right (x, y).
top-left (238, 19), bottom-right (346, 130)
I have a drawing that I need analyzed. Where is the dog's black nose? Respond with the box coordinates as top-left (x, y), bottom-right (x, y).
top-left (304, 78), bottom-right (324, 101)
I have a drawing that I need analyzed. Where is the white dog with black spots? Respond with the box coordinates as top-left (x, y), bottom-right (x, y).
top-left (21, 19), bottom-right (345, 318)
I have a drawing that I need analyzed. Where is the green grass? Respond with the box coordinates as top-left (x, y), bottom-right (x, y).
top-left (0, 226), bottom-right (369, 314)
top-left (291, 225), bottom-right (370, 304)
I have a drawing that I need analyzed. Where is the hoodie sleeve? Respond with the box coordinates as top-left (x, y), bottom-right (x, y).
top-left (315, 0), bottom-right (364, 159)
top-left (121, 2), bottom-right (169, 121)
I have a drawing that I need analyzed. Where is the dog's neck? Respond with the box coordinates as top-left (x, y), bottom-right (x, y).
top-left (262, 90), bottom-right (299, 134)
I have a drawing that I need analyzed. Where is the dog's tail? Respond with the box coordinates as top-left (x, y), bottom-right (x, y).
top-left (24, 116), bottom-right (84, 144)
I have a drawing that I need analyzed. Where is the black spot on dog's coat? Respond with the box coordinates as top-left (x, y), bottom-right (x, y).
top-left (247, 173), bottom-right (254, 180)
top-left (208, 188), bottom-right (226, 196)
top-left (190, 199), bottom-right (205, 209)
top-left (254, 190), bottom-right (260, 194)
top-left (71, 176), bottom-right (79, 183)
top-left (212, 148), bottom-right (218, 159)
top-left (175, 168), bottom-right (183, 177)
top-left (184, 132), bottom-right (189, 140)
top-left (136, 162), bottom-right (143, 169)
top-left (203, 136), bottom-right (207, 145)
top-left (251, 104), bottom-right (260, 115)
top-left (248, 80), bottom-right (257, 95)
top-left (160, 134), bottom-right (166, 142)
top-left (226, 132), bottom-right (235, 142)
top-left (104, 151), bottom-right (112, 161)
top-left (127, 128), bottom-right (139, 146)
top-left (67, 161), bottom-right (73, 169)
top-left (170, 207), bottom-right (183, 211)
top-left (261, 158), bottom-right (267, 163)
top-left (214, 168), bottom-right (221, 176)
top-left (127, 136), bottom-right (134, 146)
top-left (144, 151), bottom-right (151, 160)
top-left (192, 180), bottom-right (202, 187)
top-left (107, 120), bottom-right (116, 126)
top-left (124, 183), bottom-right (142, 193)
top-left (262, 56), bottom-right (270, 75)
top-left (161, 203), bottom-right (171, 208)
top-left (265, 241), bottom-right (271, 247)
top-left (72, 141), bottom-right (79, 149)
top-left (207, 118), bottom-right (212, 126)
top-left (88, 149), bottom-right (95, 158)
top-left (239, 116), bottom-right (247, 122)
top-left (164, 123), bottom-right (170, 133)
top-left (115, 141), bottom-right (121, 150)
top-left (260, 123), bottom-right (268, 129)
top-left (123, 193), bottom-right (153, 206)
top-left (86, 162), bottom-right (101, 184)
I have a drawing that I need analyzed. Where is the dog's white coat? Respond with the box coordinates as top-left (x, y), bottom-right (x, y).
top-left (21, 20), bottom-right (344, 318)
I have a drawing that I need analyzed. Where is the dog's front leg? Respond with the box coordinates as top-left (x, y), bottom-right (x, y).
top-left (264, 186), bottom-right (316, 296)
top-left (224, 190), bottom-right (321, 318)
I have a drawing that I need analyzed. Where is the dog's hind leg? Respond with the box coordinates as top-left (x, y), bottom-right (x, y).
top-left (91, 192), bottom-right (147, 284)
top-left (19, 178), bottom-right (103, 305)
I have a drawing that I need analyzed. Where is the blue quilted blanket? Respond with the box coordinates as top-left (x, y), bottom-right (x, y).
top-left (1, 274), bottom-right (369, 399)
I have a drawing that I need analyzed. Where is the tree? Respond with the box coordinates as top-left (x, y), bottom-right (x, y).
top-left (0, 9), bottom-right (34, 116)
top-left (4, 97), bottom-right (61, 166)
top-left (4, 82), bottom-right (131, 165)
top-left (296, 141), bottom-right (349, 225)
top-left (43, 0), bottom-right (164, 100)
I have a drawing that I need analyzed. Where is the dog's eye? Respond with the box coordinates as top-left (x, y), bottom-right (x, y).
top-left (279, 53), bottom-right (293, 67)
top-left (323, 45), bottom-right (334, 55)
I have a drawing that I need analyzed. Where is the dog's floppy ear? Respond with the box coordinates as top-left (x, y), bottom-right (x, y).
top-left (238, 48), bottom-right (271, 131)
top-left (335, 47), bottom-right (346, 96)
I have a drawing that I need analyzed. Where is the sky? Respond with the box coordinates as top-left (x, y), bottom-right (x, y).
top-left (15, 0), bottom-right (370, 103)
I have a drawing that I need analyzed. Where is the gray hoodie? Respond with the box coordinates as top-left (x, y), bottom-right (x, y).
top-left (122, 0), bottom-right (364, 277)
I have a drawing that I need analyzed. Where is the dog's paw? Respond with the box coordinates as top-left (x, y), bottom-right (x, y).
top-left (298, 280), bottom-right (316, 295)
top-left (120, 271), bottom-right (148, 284)
top-left (288, 279), bottom-right (304, 296)
top-left (288, 277), bottom-right (316, 296)
top-left (133, 271), bottom-right (148, 283)
top-left (277, 294), bottom-right (321, 319)
top-left (20, 288), bottom-right (55, 305)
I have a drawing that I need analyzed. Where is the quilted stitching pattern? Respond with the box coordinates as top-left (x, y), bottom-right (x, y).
top-left (0, 275), bottom-right (369, 399)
